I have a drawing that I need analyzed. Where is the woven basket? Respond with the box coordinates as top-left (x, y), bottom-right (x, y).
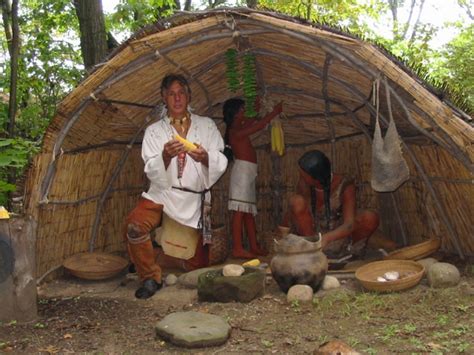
top-left (355, 260), bottom-right (424, 292)
top-left (208, 225), bottom-right (229, 265)
top-left (262, 228), bottom-right (285, 255)
top-left (384, 239), bottom-right (441, 260)
top-left (63, 252), bottom-right (129, 280)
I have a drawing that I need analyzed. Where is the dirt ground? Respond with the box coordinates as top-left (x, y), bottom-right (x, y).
top-left (1, 256), bottom-right (473, 354)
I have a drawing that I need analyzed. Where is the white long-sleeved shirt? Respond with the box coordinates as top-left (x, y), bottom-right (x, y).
top-left (141, 113), bottom-right (228, 228)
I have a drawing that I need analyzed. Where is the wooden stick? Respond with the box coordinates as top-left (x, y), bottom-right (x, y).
top-left (322, 54), bottom-right (337, 165)
top-left (38, 186), bottom-right (143, 206)
top-left (63, 140), bottom-right (140, 154)
top-left (97, 98), bottom-right (155, 109)
top-left (391, 193), bottom-right (408, 246)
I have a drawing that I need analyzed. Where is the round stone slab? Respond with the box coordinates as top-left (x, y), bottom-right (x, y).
top-left (156, 311), bottom-right (231, 348)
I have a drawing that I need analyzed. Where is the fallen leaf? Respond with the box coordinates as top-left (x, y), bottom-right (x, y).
top-left (63, 333), bottom-right (73, 339)
top-left (38, 345), bottom-right (60, 354)
top-left (427, 342), bottom-right (443, 350)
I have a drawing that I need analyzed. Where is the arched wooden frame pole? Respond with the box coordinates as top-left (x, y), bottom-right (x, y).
top-left (322, 54), bottom-right (337, 166)
top-left (235, 17), bottom-right (471, 170)
top-left (39, 16), bottom-right (464, 256)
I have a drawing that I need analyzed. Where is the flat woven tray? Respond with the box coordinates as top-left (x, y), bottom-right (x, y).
top-left (384, 239), bottom-right (441, 260)
top-left (63, 252), bottom-right (128, 280)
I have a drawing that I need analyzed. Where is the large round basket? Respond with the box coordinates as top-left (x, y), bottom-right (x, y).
top-left (63, 252), bottom-right (129, 280)
top-left (355, 260), bottom-right (425, 292)
top-left (208, 225), bottom-right (229, 265)
top-left (384, 239), bottom-right (441, 260)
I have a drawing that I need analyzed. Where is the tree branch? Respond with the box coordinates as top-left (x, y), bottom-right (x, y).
top-left (409, 0), bottom-right (426, 43)
top-left (401, 0), bottom-right (416, 39)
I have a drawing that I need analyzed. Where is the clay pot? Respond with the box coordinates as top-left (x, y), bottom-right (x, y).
top-left (270, 233), bottom-right (328, 293)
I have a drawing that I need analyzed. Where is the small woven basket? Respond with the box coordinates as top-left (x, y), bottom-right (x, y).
top-left (384, 239), bottom-right (441, 260)
top-left (63, 252), bottom-right (129, 280)
top-left (208, 225), bottom-right (229, 265)
top-left (262, 227), bottom-right (286, 255)
top-left (355, 260), bottom-right (424, 292)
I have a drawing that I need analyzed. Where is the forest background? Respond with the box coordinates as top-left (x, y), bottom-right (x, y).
top-left (0, 0), bottom-right (472, 207)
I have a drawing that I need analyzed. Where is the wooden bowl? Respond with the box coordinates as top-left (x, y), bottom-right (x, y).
top-left (384, 239), bottom-right (441, 260)
top-left (63, 252), bottom-right (129, 280)
top-left (355, 260), bottom-right (424, 292)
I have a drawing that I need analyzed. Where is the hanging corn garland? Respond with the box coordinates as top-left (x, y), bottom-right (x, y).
top-left (225, 48), bottom-right (239, 92)
top-left (224, 49), bottom-right (258, 117)
top-left (242, 53), bottom-right (257, 117)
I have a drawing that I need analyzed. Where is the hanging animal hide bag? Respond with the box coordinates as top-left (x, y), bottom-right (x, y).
top-left (371, 78), bottom-right (410, 192)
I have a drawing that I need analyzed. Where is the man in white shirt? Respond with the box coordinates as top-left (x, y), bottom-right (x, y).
top-left (125, 74), bottom-right (228, 299)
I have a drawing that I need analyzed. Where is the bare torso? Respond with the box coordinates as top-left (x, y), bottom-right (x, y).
top-left (229, 129), bottom-right (258, 163)
top-left (228, 102), bottom-right (283, 163)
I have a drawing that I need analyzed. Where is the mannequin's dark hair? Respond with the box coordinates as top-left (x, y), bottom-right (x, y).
top-left (222, 98), bottom-right (245, 162)
top-left (298, 150), bottom-right (332, 230)
top-left (160, 74), bottom-right (191, 100)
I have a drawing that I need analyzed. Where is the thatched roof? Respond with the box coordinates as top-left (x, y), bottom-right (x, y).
top-left (25, 8), bottom-right (473, 277)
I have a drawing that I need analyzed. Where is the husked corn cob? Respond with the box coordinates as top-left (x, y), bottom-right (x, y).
top-left (174, 134), bottom-right (197, 151)
top-left (242, 259), bottom-right (260, 267)
top-left (270, 119), bottom-right (285, 156)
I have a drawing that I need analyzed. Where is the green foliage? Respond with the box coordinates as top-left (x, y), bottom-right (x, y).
top-left (257, 0), bottom-right (385, 32)
top-left (109, 0), bottom-right (178, 33)
top-left (0, 0), bottom-right (83, 207)
top-left (256, 0), bottom-right (473, 114)
top-left (0, 137), bottom-right (40, 205)
top-left (432, 24), bottom-right (474, 113)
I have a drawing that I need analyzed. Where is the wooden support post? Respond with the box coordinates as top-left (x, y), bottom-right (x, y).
top-left (0, 217), bottom-right (37, 323)
top-left (271, 154), bottom-right (282, 229)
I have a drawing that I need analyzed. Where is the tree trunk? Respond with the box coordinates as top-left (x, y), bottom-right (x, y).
top-left (0, 217), bottom-right (37, 323)
top-left (388, 0), bottom-right (400, 40)
top-left (184, 0), bottom-right (192, 11)
top-left (409, 0), bottom-right (426, 43)
top-left (246, 0), bottom-right (258, 9)
top-left (73, 0), bottom-right (108, 71)
top-left (1, 0), bottom-right (13, 55)
top-left (1, 0), bottom-right (19, 137)
top-left (401, 0), bottom-right (416, 39)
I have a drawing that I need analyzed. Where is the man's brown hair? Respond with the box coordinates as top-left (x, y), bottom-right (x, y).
top-left (160, 74), bottom-right (191, 100)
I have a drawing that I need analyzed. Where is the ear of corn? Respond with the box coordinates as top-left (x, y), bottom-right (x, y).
top-left (242, 258), bottom-right (260, 267)
top-left (270, 118), bottom-right (285, 156)
top-left (174, 134), bottom-right (197, 151)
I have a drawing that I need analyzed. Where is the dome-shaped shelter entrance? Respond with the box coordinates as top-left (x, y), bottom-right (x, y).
top-left (24, 8), bottom-right (473, 277)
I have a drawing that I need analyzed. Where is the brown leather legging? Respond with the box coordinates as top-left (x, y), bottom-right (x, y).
top-left (124, 198), bottom-right (209, 283)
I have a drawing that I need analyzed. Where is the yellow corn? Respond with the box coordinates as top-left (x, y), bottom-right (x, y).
top-left (242, 259), bottom-right (260, 267)
top-left (174, 134), bottom-right (197, 151)
top-left (270, 119), bottom-right (285, 156)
